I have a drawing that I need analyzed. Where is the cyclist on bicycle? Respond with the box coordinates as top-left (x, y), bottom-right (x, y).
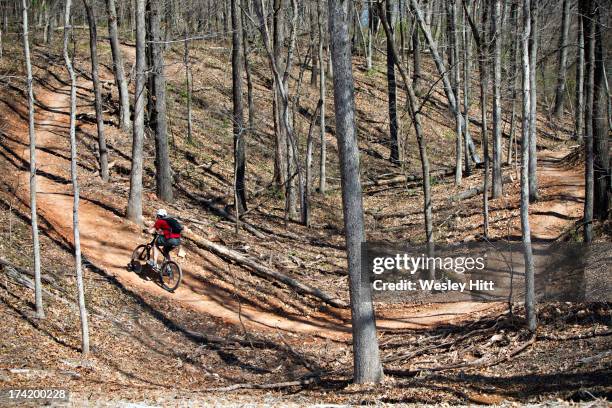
top-left (145, 209), bottom-right (182, 269)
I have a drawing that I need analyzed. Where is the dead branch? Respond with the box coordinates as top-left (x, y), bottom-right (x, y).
top-left (184, 230), bottom-right (347, 308)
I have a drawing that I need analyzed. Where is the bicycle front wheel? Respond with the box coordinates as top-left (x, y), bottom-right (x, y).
top-left (159, 261), bottom-right (182, 292)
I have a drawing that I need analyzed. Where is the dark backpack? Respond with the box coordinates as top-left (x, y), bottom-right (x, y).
top-left (165, 217), bottom-right (184, 234)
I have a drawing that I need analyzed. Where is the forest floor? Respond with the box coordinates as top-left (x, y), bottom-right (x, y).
top-left (0, 39), bottom-right (610, 406)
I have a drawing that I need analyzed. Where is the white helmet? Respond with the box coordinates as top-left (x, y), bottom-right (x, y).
top-left (156, 208), bottom-right (168, 218)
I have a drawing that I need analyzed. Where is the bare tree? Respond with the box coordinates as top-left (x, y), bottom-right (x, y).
top-left (22, 0), bottom-right (44, 319)
top-left (491, 0), bottom-right (503, 198)
top-left (105, 0), bottom-right (131, 131)
top-left (63, 0), bottom-right (90, 354)
top-left (126, 0), bottom-right (147, 225)
top-left (574, 15), bottom-right (584, 142)
top-left (580, 0), bottom-right (594, 242)
top-left (183, 29), bottom-right (194, 143)
top-left (147, 0), bottom-right (173, 202)
top-left (591, 0), bottom-right (609, 221)
top-left (386, 0), bottom-right (400, 164)
top-left (521, 0), bottom-right (536, 333)
top-left (318, 0), bottom-right (327, 194)
top-left (552, 0), bottom-right (570, 119)
top-left (83, 0), bottom-right (109, 182)
top-left (232, 0), bottom-right (247, 213)
top-left (446, 0), bottom-right (463, 185)
top-left (329, 0), bottom-right (383, 384)
top-left (527, 0), bottom-right (538, 202)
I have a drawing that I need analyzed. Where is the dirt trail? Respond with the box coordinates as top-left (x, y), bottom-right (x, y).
top-left (2, 71), bottom-right (584, 342)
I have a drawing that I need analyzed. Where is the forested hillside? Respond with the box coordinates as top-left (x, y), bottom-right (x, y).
top-left (0, 0), bottom-right (610, 405)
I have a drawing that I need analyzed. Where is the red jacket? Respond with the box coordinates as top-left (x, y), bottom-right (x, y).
top-left (154, 218), bottom-right (181, 239)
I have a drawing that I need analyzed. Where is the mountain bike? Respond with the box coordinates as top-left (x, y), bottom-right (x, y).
top-left (129, 233), bottom-right (183, 292)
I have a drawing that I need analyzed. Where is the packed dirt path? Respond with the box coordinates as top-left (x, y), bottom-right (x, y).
top-left (1, 73), bottom-right (583, 343)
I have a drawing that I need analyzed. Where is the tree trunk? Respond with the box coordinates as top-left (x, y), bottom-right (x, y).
top-left (126, 0), bottom-right (146, 225)
top-left (183, 30), bottom-right (193, 143)
top-left (491, 0), bottom-right (503, 198)
top-left (83, 0), bottom-right (109, 182)
top-left (318, 0), bottom-right (327, 194)
top-left (507, 1), bottom-right (519, 165)
top-left (305, 101), bottom-right (322, 226)
top-left (528, 0), bottom-right (538, 202)
top-left (481, 0), bottom-right (490, 236)
top-left (272, 0), bottom-right (287, 191)
top-left (591, 0), bottom-right (609, 220)
top-left (521, 0), bottom-right (536, 333)
top-left (63, 0), bottom-right (90, 354)
top-left (409, 0), bottom-right (481, 165)
top-left (22, 0), bottom-right (44, 319)
top-left (232, 0), bottom-right (247, 214)
top-left (574, 16), bottom-right (584, 142)
top-left (105, 0), bottom-right (131, 131)
top-left (462, 3), bottom-right (472, 175)
top-left (148, 0), bottom-right (173, 202)
top-left (379, 1), bottom-right (433, 247)
top-left (309, 2), bottom-right (318, 86)
top-left (242, 0), bottom-right (255, 131)
top-left (411, 9), bottom-right (422, 90)
top-left (552, 0), bottom-right (570, 119)
top-left (447, 0), bottom-right (462, 185)
top-left (580, 0), bottom-right (594, 242)
top-left (328, 0), bottom-right (383, 384)
top-left (386, 0), bottom-right (400, 165)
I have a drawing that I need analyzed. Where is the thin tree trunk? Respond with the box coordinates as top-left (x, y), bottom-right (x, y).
top-left (491, 0), bottom-right (503, 198)
top-left (305, 101), bottom-right (322, 226)
top-left (574, 16), bottom-right (584, 142)
top-left (22, 0), bottom-right (44, 319)
top-left (386, 0), bottom-right (400, 165)
top-left (126, 0), bottom-right (146, 225)
top-left (232, 0), bottom-right (247, 213)
top-left (521, 0), bottom-right (536, 333)
top-left (592, 0), bottom-right (609, 221)
top-left (507, 1), bottom-right (519, 165)
top-left (462, 2), bottom-right (472, 175)
top-left (552, 0), bottom-right (570, 118)
top-left (105, 0), bottom-right (131, 131)
top-left (528, 0), bottom-right (538, 202)
top-left (447, 0), bottom-right (462, 185)
top-left (183, 30), bottom-right (193, 143)
top-left (83, 0), bottom-right (109, 182)
top-left (63, 0), bottom-right (90, 354)
top-left (310, 2), bottom-right (318, 86)
top-left (481, 0), bottom-right (490, 236)
top-left (148, 0), bottom-right (173, 202)
top-left (411, 8), bottom-right (422, 90)
top-left (242, 0), bottom-right (255, 132)
top-left (410, 0), bottom-right (482, 164)
top-left (329, 0), bottom-right (383, 384)
top-left (379, 1), bottom-right (433, 246)
top-left (318, 0), bottom-right (327, 194)
top-left (580, 0), bottom-right (594, 242)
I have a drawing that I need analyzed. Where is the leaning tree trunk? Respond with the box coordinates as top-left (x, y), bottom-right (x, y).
top-left (521, 0), bottom-right (537, 333)
top-left (329, 0), bottom-right (383, 384)
top-left (552, 0), bottom-right (570, 119)
top-left (527, 0), bottom-right (538, 202)
top-left (231, 0), bottom-right (247, 213)
top-left (446, 0), bottom-right (463, 185)
top-left (105, 0), bottom-right (131, 131)
top-left (491, 0), bottom-right (503, 198)
top-left (63, 0), bottom-right (90, 354)
top-left (126, 0), bottom-right (147, 225)
top-left (22, 0), bottom-right (44, 319)
top-left (83, 0), bottom-right (109, 182)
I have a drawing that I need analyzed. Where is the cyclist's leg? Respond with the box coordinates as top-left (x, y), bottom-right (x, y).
top-left (152, 236), bottom-right (165, 266)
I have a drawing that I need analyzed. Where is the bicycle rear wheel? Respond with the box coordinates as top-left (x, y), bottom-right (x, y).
top-left (159, 260), bottom-right (182, 292)
top-left (130, 244), bottom-right (150, 273)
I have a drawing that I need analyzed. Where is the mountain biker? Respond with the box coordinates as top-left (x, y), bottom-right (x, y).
top-left (145, 209), bottom-right (182, 269)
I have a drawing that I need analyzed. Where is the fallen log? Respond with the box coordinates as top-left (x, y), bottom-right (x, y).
top-left (0, 258), bottom-right (56, 285)
top-left (184, 230), bottom-right (347, 308)
top-left (178, 186), bottom-right (266, 239)
top-left (450, 176), bottom-right (514, 201)
top-left (362, 167), bottom-right (455, 188)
